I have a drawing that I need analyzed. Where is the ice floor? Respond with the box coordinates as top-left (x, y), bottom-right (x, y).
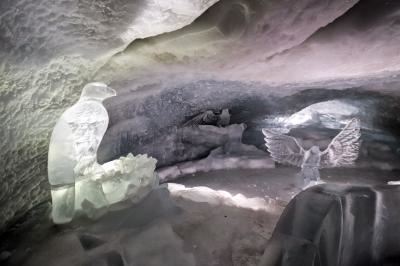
top-left (176, 167), bottom-right (400, 203)
top-left (1, 167), bottom-right (399, 266)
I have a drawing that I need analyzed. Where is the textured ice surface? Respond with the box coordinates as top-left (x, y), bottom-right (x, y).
top-left (260, 184), bottom-right (400, 266)
top-left (51, 151), bottom-right (158, 223)
top-left (0, 0), bottom-right (218, 230)
top-left (100, 153), bottom-right (158, 205)
top-left (96, 0), bottom-right (359, 83)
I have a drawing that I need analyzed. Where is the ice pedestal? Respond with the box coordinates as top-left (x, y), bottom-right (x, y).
top-left (75, 178), bottom-right (109, 220)
top-left (50, 184), bottom-right (75, 224)
top-left (100, 153), bottom-right (158, 205)
top-left (50, 153), bottom-right (158, 223)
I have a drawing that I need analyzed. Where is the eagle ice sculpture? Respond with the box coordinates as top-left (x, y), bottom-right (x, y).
top-left (262, 118), bottom-right (361, 186)
top-left (48, 82), bottom-right (158, 224)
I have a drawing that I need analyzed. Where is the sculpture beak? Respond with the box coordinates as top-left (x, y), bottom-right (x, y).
top-left (107, 87), bottom-right (117, 97)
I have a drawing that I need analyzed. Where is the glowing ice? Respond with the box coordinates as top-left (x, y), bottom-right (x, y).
top-left (48, 82), bottom-right (158, 224)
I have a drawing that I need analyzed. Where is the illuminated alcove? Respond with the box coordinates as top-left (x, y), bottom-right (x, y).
top-left (1, 0), bottom-right (400, 265)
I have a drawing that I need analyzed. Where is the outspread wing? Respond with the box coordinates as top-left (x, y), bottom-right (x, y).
top-left (184, 111), bottom-right (217, 126)
top-left (320, 118), bottom-right (361, 168)
top-left (262, 129), bottom-right (304, 167)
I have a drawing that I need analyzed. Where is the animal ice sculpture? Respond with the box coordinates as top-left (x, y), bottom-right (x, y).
top-left (184, 109), bottom-right (230, 127)
top-left (262, 118), bottom-right (361, 186)
top-left (48, 82), bottom-right (158, 224)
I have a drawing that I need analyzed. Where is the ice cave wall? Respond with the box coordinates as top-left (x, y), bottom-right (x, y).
top-left (0, 0), bottom-right (219, 231)
top-left (1, 0), bottom-right (400, 232)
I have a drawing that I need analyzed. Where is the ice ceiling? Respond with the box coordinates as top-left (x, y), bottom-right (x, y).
top-left (1, 0), bottom-right (400, 233)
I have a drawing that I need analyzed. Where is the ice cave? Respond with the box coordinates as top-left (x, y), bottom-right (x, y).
top-left (1, 0), bottom-right (400, 265)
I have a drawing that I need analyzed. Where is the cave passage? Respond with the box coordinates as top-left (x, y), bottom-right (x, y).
top-left (2, 0), bottom-right (400, 265)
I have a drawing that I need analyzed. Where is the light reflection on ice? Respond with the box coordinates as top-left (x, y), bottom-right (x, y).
top-left (259, 100), bottom-right (362, 133)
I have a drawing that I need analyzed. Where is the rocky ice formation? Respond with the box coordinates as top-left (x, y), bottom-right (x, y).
top-left (259, 184), bottom-right (400, 266)
top-left (158, 145), bottom-right (274, 182)
top-left (77, 153), bottom-right (158, 218)
top-left (157, 123), bottom-right (275, 182)
top-left (100, 154), bottom-right (158, 204)
top-left (52, 153), bottom-right (158, 223)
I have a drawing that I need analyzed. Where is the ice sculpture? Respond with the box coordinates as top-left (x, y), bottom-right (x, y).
top-left (183, 108), bottom-right (230, 127)
top-left (262, 118), bottom-right (361, 186)
top-left (48, 82), bottom-right (158, 224)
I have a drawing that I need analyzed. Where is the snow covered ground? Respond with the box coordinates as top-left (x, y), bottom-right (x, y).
top-left (2, 166), bottom-right (399, 266)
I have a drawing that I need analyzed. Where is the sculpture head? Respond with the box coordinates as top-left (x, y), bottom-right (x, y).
top-left (80, 82), bottom-right (116, 101)
top-left (310, 146), bottom-right (320, 154)
top-left (221, 108), bottom-right (230, 116)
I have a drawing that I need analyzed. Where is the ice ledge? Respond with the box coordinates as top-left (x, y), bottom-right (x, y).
top-left (167, 183), bottom-right (282, 213)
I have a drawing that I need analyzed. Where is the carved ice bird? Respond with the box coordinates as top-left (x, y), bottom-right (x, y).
top-left (184, 109), bottom-right (230, 127)
top-left (48, 82), bottom-right (116, 223)
top-left (217, 109), bottom-right (230, 127)
top-left (262, 118), bottom-right (361, 185)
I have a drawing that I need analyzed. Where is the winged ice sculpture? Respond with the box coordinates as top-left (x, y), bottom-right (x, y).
top-left (183, 109), bottom-right (230, 127)
top-left (262, 118), bottom-right (361, 186)
top-left (48, 82), bottom-right (158, 224)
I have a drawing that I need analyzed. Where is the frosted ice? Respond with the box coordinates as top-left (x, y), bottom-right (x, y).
top-left (263, 118), bottom-right (361, 188)
top-left (48, 83), bottom-right (158, 224)
top-left (48, 82), bottom-right (115, 223)
top-left (100, 153), bottom-right (158, 205)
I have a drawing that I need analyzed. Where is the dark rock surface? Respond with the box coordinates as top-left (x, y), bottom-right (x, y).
top-left (259, 184), bottom-right (400, 266)
top-left (99, 82), bottom-right (400, 168)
